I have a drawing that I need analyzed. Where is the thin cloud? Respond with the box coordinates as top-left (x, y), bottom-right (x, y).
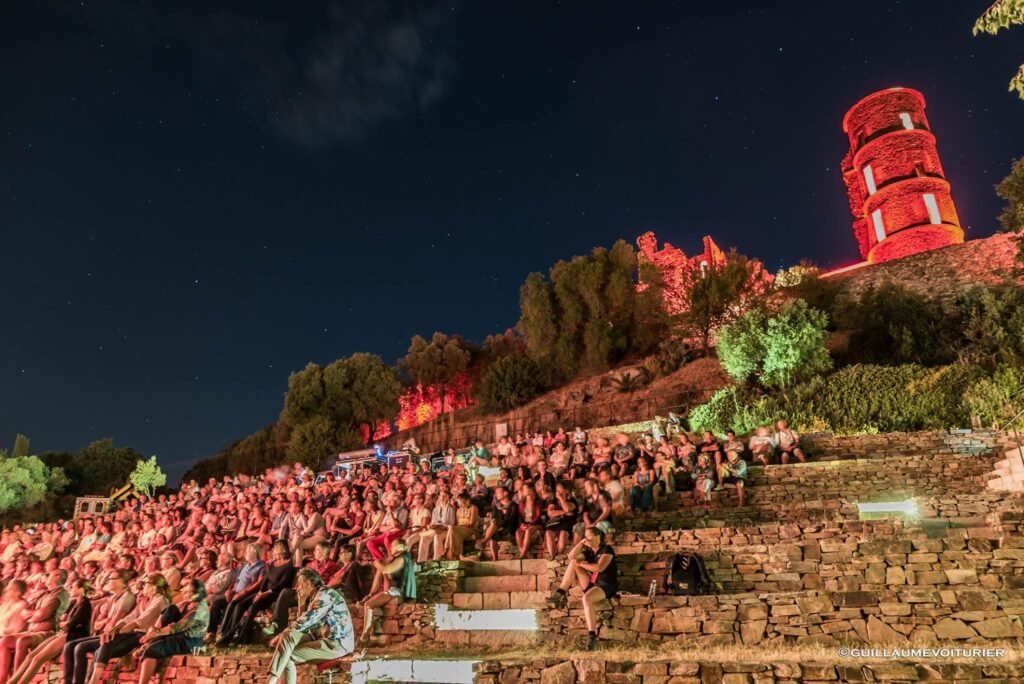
top-left (103, 0), bottom-right (459, 149)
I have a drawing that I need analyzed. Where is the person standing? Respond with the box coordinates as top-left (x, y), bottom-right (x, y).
top-left (266, 569), bottom-right (355, 684)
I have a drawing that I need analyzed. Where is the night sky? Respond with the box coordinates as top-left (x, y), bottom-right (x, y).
top-left (2, 1), bottom-right (1022, 483)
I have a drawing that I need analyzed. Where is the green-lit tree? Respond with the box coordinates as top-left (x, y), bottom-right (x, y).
top-left (974, 1), bottom-right (1024, 99)
top-left (482, 329), bottom-right (527, 363)
top-left (11, 434), bottom-right (29, 459)
top-left (997, 156), bottom-right (1024, 231)
top-left (0, 456), bottom-right (65, 515)
top-left (717, 299), bottom-right (832, 389)
top-left (0, 434), bottom-right (30, 460)
top-left (129, 456), bottom-right (166, 499)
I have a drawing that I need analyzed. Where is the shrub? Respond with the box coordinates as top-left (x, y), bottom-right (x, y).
top-left (478, 354), bottom-right (543, 413)
top-left (959, 286), bottom-right (1024, 368)
top-left (643, 339), bottom-right (692, 379)
top-left (717, 299), bottom-right (832, 388)
top-left (834, 282), bottom-right (957, 366)
top-left (964, 365), bottom-right (1024, 426)
top-left (775, 265), bottom-right (843, 318)
top-left (687, 386), bottom-right (770, 436)
top-left (765, 363), bottom-right (982, 434)
top-left (691, 363), bottom-right (985, 437)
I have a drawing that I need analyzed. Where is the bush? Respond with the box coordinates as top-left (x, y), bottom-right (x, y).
top-left (834, 282), bottom-right (957, 366)
top-left (478, 354), bottom-right (544, 413)
top-left (687, 386), bottom-right (770, 436)
top-left (0, 456), bottom-right (65, 516)
top-left (964, 365), bottom-right (1024, 426)
top-left (643, 339), bottom-right (692, 379)
top-left (765, 363), bottom-right (982, 434)
top-left (775, 265), bottom-right (843, 318)
top-left (959, 286), bottom-right (1024, 368)
top-left (717, 299), bottom-right (832, 388)
top-left (689, 363), bottom-right (985, 437)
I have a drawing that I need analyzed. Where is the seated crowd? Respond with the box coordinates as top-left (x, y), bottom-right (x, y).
top-left (0, 419), bottom-right (806, 678)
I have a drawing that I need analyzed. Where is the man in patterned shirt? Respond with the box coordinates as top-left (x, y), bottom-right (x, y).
top-left (266, 568), bottom-right (354, 684)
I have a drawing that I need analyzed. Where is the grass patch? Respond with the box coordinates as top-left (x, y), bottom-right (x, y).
top-left (350, 640), bottom-right (1024, 665)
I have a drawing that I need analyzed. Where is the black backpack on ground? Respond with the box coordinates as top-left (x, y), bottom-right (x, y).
top-left (663, 551), bottom-right (715, 595)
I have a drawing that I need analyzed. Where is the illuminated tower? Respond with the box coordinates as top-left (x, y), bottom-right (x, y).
top-left (840, 87), bottom-right (963, 264)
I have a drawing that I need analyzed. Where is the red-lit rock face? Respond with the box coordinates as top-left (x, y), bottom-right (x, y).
top-left (840, 88), bottom-right (963, 263)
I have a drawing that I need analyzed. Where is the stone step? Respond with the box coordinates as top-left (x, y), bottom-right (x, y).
top-left (461, 559), bottom-right (547, 577)
top-left (616, 492), bottom-right (1018, 532)
top-left (452, 591), bottom-right (548, 610)
top-left (461, 573), bottom-right (541, 593)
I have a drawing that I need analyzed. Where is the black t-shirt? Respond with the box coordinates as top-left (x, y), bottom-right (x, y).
top-left (584, 543), bottom-right (618, 595)
top-left (583, 495), bottom-right (605, 524)
top-left (262, 560), bottom-right (297, 595)
top-left (492, 500), bottom-right (520, 532)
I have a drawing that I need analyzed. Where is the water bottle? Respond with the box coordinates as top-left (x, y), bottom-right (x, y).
top-left (648, 580), bottom-right (657, 600)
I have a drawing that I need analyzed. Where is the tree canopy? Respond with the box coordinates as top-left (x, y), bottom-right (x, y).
top-left (516, 240), bottom-right (666, 383)
top-left (478, 354), bottom-right (543, 413)
top-left (38, 438), bottom-right (142, 497)
top-left (974, 0), bottom-right (1024, 99)
top-left (283, 352), bottom-right (401, 466)
top-left (399, 332), bottom-right (471, 414)
top-left (0, 456), bottom-right (65, 516)
top-left (673, 250), bottom-right (770, 354)
top-left (716, 299), bottom-right (832, 389)
top-left (129, 456), bottom-right (167, 499)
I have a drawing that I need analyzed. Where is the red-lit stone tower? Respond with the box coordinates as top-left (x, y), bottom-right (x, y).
top-left (841, 87), bottom-right (963, 264)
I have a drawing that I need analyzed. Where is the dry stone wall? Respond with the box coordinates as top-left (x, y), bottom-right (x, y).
top-left (542, 586), bottom-right (1024, 646)
top-left (824, 231), bottom-right (1021, 312)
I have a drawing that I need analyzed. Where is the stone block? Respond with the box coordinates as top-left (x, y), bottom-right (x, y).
top-left (973, 616), bottom-right (1023, 638)
top-left (740, 619), bottom-right (767, 644)
top-left (541, 661), bottom-right (577, 684)
top-left (799, 662), bottom-right (838, 680)
top-left (796, 595), bottom-right (833, 614)
top-left (932, 617), bottom-right (977, 640)
top-left (914, 571), bottom-right (947, 586)
top-left (864, 662), bottom-right (919, 681)
top-left (832, 591), bottom-right (877, 607)
top-left (878, 602), bottom-right (911, 616)
top-left (575, 660), bottom-right (605, 684)
top-left (737, 603), bottom-right (768, 622)
top-left (943, 569), bottom-right (978, 585)
top-left (866, 615), bottom-right (905, 643)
